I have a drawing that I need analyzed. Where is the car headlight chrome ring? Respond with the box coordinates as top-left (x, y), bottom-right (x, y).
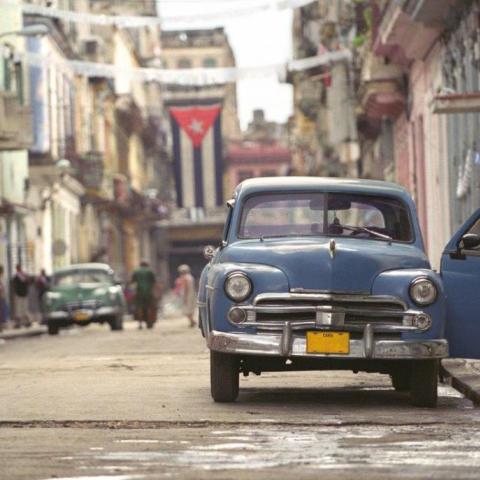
top-left (409, 277), bottom-right (437, 306)
top-left (224, 272), bottom-right (252, 302)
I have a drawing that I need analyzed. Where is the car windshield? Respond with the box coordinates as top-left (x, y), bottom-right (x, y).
top-left (53, 269), bottom-right (113, 286)
top-left (238, 192), bottom-right (413, 242)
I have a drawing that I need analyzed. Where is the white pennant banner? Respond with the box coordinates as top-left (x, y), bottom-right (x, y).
top-left (7, 0), bottom-right (317, 28)
top-left (17, 49), bottom-right (351, 86)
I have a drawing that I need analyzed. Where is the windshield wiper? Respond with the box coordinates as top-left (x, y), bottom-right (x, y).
top-left (341, 225), bottom-right (393, 243)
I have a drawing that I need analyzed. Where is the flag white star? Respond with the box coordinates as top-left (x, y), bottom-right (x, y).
top-left (188, 119), bottom-right (204, 134)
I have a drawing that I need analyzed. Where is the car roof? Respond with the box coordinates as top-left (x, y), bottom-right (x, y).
top-left (235, 177), bottom-right (410, 200)
top-left (53, 263), bottom-right (113, 275)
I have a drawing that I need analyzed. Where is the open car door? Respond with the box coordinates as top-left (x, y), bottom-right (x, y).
top-left (441, 208), bottom-right (480, 358)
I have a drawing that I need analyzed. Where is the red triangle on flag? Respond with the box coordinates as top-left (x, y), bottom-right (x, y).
top-left (170, 105), bottom-right (221, 148)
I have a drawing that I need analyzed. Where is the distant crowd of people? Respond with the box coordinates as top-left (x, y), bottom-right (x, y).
top-left (0, 264), bottom-right (51, 332)
top-left (0, 260), bottom-right (198, 333)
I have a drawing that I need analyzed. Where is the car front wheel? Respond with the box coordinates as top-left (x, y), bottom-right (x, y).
top-left (410, 360), bottom-right (438, 407)
top-left (210, 350), bottom-right (239, 403)
top-left (390, 370), bottom-right (411, 392)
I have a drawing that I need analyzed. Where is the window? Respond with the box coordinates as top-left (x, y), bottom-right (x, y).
top-left (177, 58), bottom-right (192, 69)
top-left (238, 192), bottom-right (413, 242)
top-left (203, 57), bottom-right (217, 68)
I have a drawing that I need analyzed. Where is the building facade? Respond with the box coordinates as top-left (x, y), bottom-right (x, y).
top-left (361, 0), bottom-right (480, 266)
top-left (158, 27), bottom-right (242, 284)
top-left (289, 0), bottom-right (360, 177)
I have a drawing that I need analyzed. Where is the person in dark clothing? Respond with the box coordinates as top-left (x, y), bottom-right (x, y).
top-left (36, 269), bottom-right (50, 301)
top-left (131, 260), bottom-right (156, 329)
top-left (12, 264), bottom-right (31, 328)
top-left (0, 265), bottom-right (7, 332)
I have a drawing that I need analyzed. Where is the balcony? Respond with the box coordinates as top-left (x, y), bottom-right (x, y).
top-left (0, 91), bottom-right (33, 150)
top-left (373, 0), bottom-right (454, 63)
top-left (360, 52), bottom-right (405, 119)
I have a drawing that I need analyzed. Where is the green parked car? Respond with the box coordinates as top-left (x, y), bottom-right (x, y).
top-left (43, 263), bottom-right (126, 335)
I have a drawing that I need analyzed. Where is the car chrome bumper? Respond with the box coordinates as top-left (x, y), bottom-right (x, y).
top-left (46, 306), bottom-right (120, 322)
top-left (207, 330), bottom-right (448, 359)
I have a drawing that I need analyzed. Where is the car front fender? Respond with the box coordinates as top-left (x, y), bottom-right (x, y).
top-left (204, 262), bottom-right (289, 332)
top-left (372, 268), bottom-right (446, 340)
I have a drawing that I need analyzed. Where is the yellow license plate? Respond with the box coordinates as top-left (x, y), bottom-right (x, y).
top-left (306, 331), bottom-right (350, 354)
top-left (73, 311), bottom-right (90, 321)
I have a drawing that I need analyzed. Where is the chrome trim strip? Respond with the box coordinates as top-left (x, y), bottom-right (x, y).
top-left (244, 305), bottom-right (413, 317)
top-left (206, 285), bottom-right (215, 291)
top-left (230, 320), bottom-right (425, 333)
top-left (254, 292), bottom-right (408, 310)
top-left (208, 330), bottom-right (448, 359)
top-left (197, 301), bottom-right (207, 307)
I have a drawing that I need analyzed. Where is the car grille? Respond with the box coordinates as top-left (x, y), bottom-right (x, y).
top-left (60, 300), bottom-right (102, 312)
top-left (251, 293), bottom-right (407, 333)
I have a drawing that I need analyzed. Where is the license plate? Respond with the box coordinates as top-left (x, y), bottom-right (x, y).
top-left (306, 331), bottom-right (350, 354)
top-left (73, 310), bottom-right (90, 321)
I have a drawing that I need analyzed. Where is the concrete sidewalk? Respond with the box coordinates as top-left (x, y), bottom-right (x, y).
top-left (0, 324), bottom-right (46, 341)
top-left (441, 359), bottom-right (480, 406)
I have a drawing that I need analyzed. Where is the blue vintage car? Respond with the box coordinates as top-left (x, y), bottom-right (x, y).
top-left (198, 177), bottom-right (480, 407)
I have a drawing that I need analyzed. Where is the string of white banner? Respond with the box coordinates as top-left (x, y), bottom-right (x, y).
top-left (8, 0), bottom-right (317, 28)
top-left (14, 49), bottom-right (352, 86)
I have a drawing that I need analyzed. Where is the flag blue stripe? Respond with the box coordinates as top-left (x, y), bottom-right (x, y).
top-left (213, 114), bottom-right (223, 206)
top-left (193, 146), bottom-right (204, 208)
top-left (170, 115), bottom-right (183, 208)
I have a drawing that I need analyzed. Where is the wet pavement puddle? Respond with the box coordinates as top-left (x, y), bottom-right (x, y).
top-left (49, 421), bottom-right (480, 478)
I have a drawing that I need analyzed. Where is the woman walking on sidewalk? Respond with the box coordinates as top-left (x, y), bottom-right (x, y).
top-left (176, 264), bottom-right (197, 328)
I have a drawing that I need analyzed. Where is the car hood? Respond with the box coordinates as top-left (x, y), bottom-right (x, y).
top-left (221, 238), bottom-right (430, 294)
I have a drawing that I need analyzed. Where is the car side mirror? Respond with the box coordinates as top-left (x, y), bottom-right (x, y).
top-left (460, 233), bottom-right (480, 250)
top-left (204, 245), bottom-right (216, 260)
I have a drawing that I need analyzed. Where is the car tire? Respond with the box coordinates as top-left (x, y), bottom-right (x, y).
top-left (410, 360), bottom-right (438, 407)
top-left (390, 370), bottom-right (411, 392)
top-left (48, 323), bottom-right (59, 335)
top-left (109, 314), bottom-right (123, 331)
top-left (210, 350), bottom-right (239, 403)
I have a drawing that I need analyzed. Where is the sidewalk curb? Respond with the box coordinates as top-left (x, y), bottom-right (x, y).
top-left (0, 327), bottom-right (47, 341)
top-left (441, 359), bottom-right (480, 407)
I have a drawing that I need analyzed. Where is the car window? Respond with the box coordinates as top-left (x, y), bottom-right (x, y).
top-left (238, 192), bottom-right (413, 242)
top-left (54, 270), bottom-right (112, 286)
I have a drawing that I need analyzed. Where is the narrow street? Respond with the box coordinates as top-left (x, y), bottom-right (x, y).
top-left (1, 318), bottom-right (479, 480)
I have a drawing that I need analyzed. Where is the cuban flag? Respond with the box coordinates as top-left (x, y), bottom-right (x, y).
top-left (169, 104), bottom-right (223, 208)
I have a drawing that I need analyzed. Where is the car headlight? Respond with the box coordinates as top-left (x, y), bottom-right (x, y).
top-left (224, 272), bottom-right (252, 302)
top-left (409, 278), bottom-right (437, 306)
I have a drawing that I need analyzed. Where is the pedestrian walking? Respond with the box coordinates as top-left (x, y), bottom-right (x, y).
top-left (34, 269), bottom-right (50, 322)
top-left (0, 265), bottom-right (7, 332)
top-left (176, 264), bottom-right (196, 328)
top-left (12, 264), bottom-right (31, 328)
top-left (131, 260), bottom-right (156, 329)
top-left (36, 269), bottom-right (50, 300)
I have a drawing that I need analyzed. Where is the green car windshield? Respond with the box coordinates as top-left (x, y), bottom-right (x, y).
top-left (53, 270), bottom-right (113, 286)
top-left (238, 192), bottom-right (413, 242)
